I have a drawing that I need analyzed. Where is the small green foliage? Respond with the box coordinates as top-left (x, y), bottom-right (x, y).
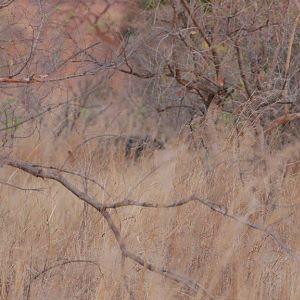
top-left (190, 121), bottom-right (201, 131)
top-left (138, 103), bottom-right (148, 118)
top-left (96, 20), bottom-right (108, 31)
top-left (55, 4), bottom-right (62, 12)
top-left (202, 40), bottom-right (209, 49)
top-left (8, 58), bottom-right (14, 66)
top-left (5, 114), bottom-right (23, 131)
top-left (263, 63), bottom-right (269, 73)
top-left (240, 79), bottom-right (245, 90)
top-left (220, 111), bottom-right (234, 127)
top-left (138, 0), bottom-right (168, 10)
top-left (67, 10), bottom-right (76, 19)
top-left (80, 107), bottom-right (89, 116)
top-left (216, 44), bottom-right (227, 54)
top-left (13, 116), bottom-right (23, 129)
top-left (199, 0), bottom-right (212, 13)
top-left (3, 97), bottom-right (16, 105)
top-left (160, 73), bottom-right (168, 82)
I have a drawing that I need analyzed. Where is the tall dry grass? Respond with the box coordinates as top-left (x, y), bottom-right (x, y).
top-left (1, 126), bottom-right (300, 299)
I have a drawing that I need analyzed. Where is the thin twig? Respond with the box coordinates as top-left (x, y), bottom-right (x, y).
top-left (282, 14), bottom-right (300, 114)
top-left (234, 38), bottom-right (251, 98)
top-left (0, 180), bottom-right (44, 192)
top-left (0, 102), bottom-right (66, 132)
top-left (180, 0), bottom-right (221, 79)
top-left (25, 259), bottom-right (103, 300)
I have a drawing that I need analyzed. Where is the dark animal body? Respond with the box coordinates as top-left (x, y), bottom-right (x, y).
top-left (87, 134), bottom-right (165, 165)
top-left (124, 135), bottom-right (165, 160)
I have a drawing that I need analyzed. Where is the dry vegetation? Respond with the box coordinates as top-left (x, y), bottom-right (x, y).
top-left (1, 0), bottom-right (300, 299)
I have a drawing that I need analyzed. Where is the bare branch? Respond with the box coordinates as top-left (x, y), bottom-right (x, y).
top-left (10, 15), bottom-right (45, 78)
top-left (179, 0), bottom-right (221, 79)
top-left (282, 14), bottom-right (300, 113)
top-left (234, 38), bottom-right (252, 98)
top-left (0, 102), bottom-right (66, 132)
top-left (0, 0), bottom-right (15, 9)
top-left (106, 196), bottom-right (297, 260)
top-left (2, 158), bottom-right (212, 298)
top-left (25, 259), bottom-right (103, 300)
top-left (156, 104), bottom-right (195, 113)
top-left (294, 0), bottom-right (300, 11)
top-left (42, 165), bottom-right (111, 197)
top-left (3, 158), bottom-right (297, 268)
top-left (264, 113), bottom-right (300, 134)
top-left (0, 179), bottom-right (44, 192)
top-left (116, 67), bottom-right (155, 79)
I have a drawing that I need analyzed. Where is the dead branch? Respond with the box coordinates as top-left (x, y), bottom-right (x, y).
top-left (0, 60), bottom-right (115, 85)
top-left (294, 0), bottom-right (300, 11)
top-left (284, 13), bottom-right (299, 82)
top-left (117, 67), bottom-right (155, 79)
top-left (0, 0), bottom-right (15, 9)
top-left (42, 165), bottom-right (111, 197)
top-left (156, 104), bottom-right (195, 113)
top-left (25, 259), bottom-right (103, 300)
top-left (264, 113), bottom-right (300, 134)
top-left (3, 158), bottom-right (298, 284)
top-left (10, 15), bottom-right (45, 78)
top-left (228, 21), bottom-right (279, 36)
top-left (234, 38), bottom-right (252, 98)
top-left (0, 103), bottom-right (65, 132)
top-left (106, 196), bottom-right (297, 260)
top-left (179, 0), bottom-right (221, 79)
top-left (105, 197), bottom-right (197, 209)
top-left (0, 76), bottom-right (43, 84)
top-left (3, 158), bottom-right (212, 298)
top-left (0, 180), bottom-right (44, 192)
top-left (282, 14), bottom-right (300, 114)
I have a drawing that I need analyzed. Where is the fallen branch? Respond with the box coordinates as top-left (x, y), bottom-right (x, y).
top-left (0, 0), bottom-right (15, 9)
top-left (3, 158), bottom-right (212, 298)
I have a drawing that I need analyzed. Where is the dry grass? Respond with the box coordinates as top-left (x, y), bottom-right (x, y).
top-left (1, 127), bottom-right (300, 300)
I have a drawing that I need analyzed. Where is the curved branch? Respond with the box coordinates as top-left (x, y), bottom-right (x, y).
top-left (234, 38), bottom-right (252, 98)
top-left (0, 0), bottom-right (15, 9)
top-left (106, 197), bottom-right (296, 260)
top-left (264, 113), bottom-right (300, 134)
top-left (25, 259), bottom-right (103, 300)
top-left (3, 158), bottom-right (212, 298)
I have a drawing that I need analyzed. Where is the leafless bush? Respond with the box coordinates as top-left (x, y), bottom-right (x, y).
top-left (115, 0), bottom-right (300, 144)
